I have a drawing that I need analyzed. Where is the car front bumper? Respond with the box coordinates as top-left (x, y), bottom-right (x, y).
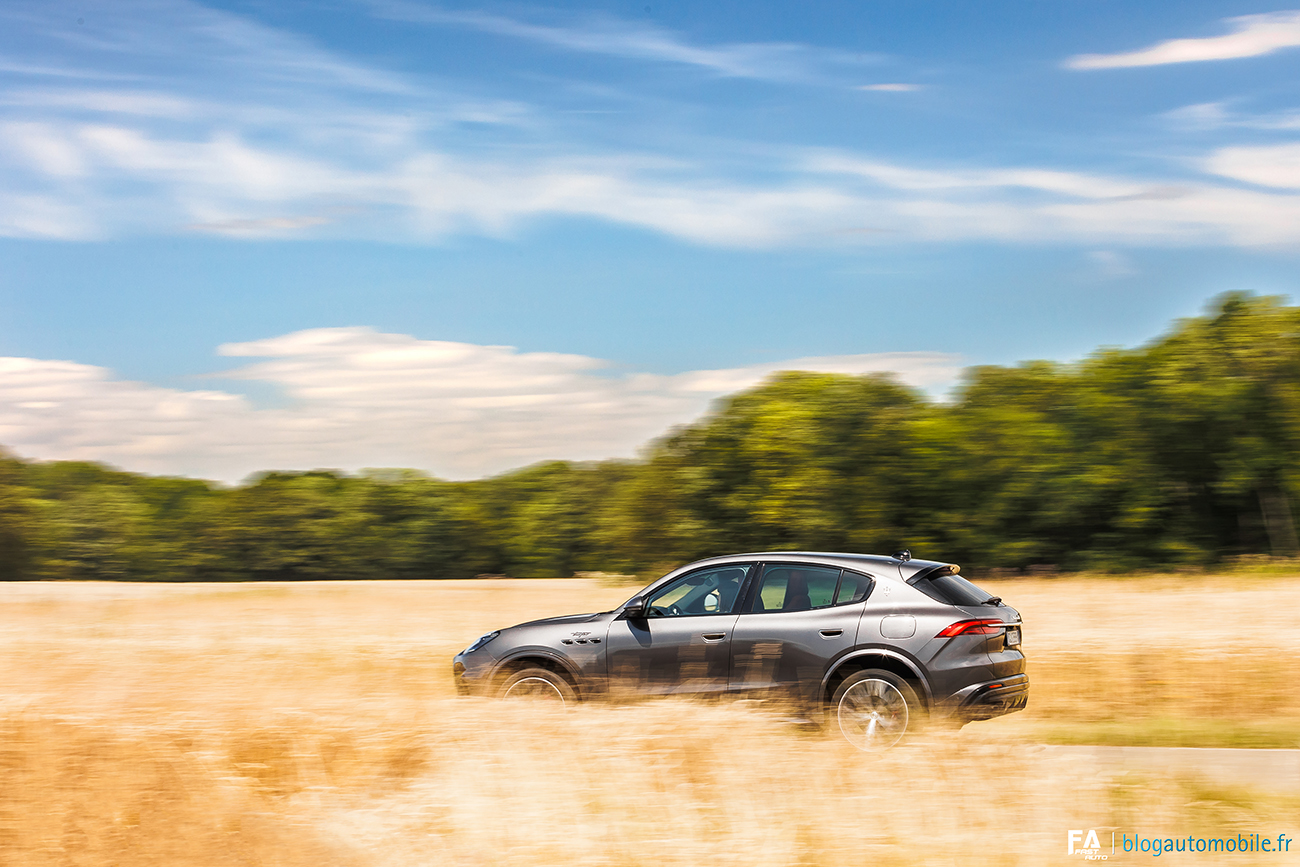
top-left (452, 651), bottom-right (496, 697)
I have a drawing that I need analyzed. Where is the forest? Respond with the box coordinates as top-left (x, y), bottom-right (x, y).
top-left (3, 292), bottom-right (1299, 581)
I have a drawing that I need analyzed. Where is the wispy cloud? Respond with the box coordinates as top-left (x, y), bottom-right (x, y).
top-left (5, 1), bottom-right (1300, 250)
top-left (371, 1), bottom-right (876, 83)
top-left (1203, 142), bottom-right (1300, 189)
top-left (804, 152), bottom-right (1300, 247)
top-left (0, 330), bottom-right (961, 481)
top-left (0, 192), bottom-right (97, 239)
top-left (184, 214), bottom-right (336, 235)
top-left (0, 88), bottom-right (197, 118)
top-left (1087, 250), bottom-right (1136, 279)
top-left (856, 83), bottom-right (923, 92)
top-left (1067, 11), bottom-right (1300, 69)
top-left (0, 59), bottom-right (140, 80)
top-left (1164, 101), bottom-right (1300, 131)
top-left (0, 120), bottom-right (866, 244)
top-left (1163, 102), bottom-right (1235, 130)
top-left (803, 153), bottom-right (1183, 199)
top-left (11, 118), bottom-right (1300, 248)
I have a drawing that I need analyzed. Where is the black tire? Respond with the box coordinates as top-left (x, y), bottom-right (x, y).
top-left (498, 667), bottom-right (576, 705)
top-left (831, 669), bottom-right (924, 750)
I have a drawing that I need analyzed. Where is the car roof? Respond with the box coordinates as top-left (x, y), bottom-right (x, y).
top-left (680, 551), bottom-right (952, 579)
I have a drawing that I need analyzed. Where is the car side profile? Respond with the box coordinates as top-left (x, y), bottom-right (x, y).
top-left (452, 551), bottom-right (1027, 748)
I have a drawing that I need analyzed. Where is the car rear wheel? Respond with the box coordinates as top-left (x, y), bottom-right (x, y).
top-left (499, 667), bottom-right (576, 705)
top-left (832, 669), bottom-right (923, 751)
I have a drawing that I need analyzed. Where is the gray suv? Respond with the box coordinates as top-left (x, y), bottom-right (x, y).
top-left (452, 551), bottom-right (1027, 748)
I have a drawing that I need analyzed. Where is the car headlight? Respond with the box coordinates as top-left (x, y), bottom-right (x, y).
top-left (464, 630), bottom-right (500, 654)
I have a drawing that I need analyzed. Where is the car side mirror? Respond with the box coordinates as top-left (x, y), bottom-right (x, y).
top-left (623, 597), bottom-right (647, 619)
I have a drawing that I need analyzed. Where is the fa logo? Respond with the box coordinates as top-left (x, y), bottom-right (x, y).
top-left (1069, 830), bottom-right (1100, 854)
top-left (1069, 830), bottom-right (1105, 858)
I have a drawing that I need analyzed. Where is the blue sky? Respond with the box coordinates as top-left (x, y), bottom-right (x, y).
top-left (2, 0), bottom-right (1300, 479)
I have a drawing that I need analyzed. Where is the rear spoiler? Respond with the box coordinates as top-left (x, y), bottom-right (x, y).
top-left (906, 563), bottom-right (960, 584)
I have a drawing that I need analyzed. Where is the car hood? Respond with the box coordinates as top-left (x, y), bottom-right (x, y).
top-left (510, 611), bottom-right (608, 629)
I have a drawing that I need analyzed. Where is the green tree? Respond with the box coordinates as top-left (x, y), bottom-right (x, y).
top-left (0, 450), bottom-right (35, 580)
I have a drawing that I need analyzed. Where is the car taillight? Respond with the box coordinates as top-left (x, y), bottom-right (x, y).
top-left (935, 619), bottom-right (1004, 637)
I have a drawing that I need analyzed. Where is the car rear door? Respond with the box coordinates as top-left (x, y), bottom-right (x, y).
top-left (728, 564), bottom-right (874, 704)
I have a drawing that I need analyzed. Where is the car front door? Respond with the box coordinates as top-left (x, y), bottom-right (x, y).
top-left (729, 564), bottom-right (874, 704)
top-left (605, 564), bottom-right (751, 696)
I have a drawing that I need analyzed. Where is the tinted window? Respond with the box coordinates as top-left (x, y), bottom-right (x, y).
top-left (912, 572), bottom-right (994, 606)
top-left (806, 570), bottom-right (839, 607)
top-left (834, 571), bottom-right (873, 605)
top-left (750, 566), bottom-right (842, 613)
top-left (756, 574), bottom-right (788, 611)
top-left (647, 566), bottom-right (748, 616)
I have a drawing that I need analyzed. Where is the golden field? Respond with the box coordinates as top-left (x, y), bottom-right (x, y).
top-left (2, 575), bottom-right (1299, 866)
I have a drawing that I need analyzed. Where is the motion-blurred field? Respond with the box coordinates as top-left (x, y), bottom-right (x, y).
top-left (3, 575), bottom-right (1299, 866)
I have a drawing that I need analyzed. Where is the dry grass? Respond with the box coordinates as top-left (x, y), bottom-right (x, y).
top-left (2, 575), bottom-right (1298, 866)
top-left (991, 573), bottom-right (1300, 748)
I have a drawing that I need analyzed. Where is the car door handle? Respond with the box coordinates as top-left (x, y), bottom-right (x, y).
top-left (701, 633), bottom-right (727, 642)
top-left (819, 629), bottom-right (843, 638)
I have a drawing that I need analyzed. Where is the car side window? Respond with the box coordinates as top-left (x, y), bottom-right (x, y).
top-left (834, 571), bottom-right (874, 605)
top-left (748, 565), bottom-right (842, 613)
top-left (646, 566), bottom-right (748, 617)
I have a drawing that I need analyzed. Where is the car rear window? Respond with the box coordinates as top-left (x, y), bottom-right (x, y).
top-left (911, 572), bottom-right (995, 606)
top-left (834, 571), bottom-right (873, 605)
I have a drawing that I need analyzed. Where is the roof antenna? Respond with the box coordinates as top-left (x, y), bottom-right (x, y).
top-left (893, 548), bottom-right (911, 562)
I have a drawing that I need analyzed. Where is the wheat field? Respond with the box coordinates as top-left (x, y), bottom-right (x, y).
top-left (2, 575), bottom-right (1299, 866)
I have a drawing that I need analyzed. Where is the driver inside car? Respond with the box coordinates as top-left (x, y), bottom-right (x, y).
top-left (647, 569), bottom-right (744, 616)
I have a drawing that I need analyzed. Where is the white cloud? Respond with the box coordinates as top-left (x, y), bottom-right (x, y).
top-left (10, 117), bottom-right (1300, 248)
top-left (184, 214), bottom-right (336, 235)
top-left (805, 153), bottom-right (1150, 198)
top-left (0, 59), bottom-right (139, 80)
top-left (1067, 11), bottom-right (1300, 69)
top-left (1, 122), bottom-right (90, 177)
top-left (1087, 250), bottom-right (1136, 279)
top-left (5, 1), bottom-right (1300, 250)
top-left (798, 153), bottom-right (1300, 247)
top-left (0, 192), bottom-right (98, 239)
top-left (1027, 184), bottom-right (1300, 246)
top-left (0, 121), bottom-right (867, 245)
top-left (81, 0), bottom-right (418, 96)
top-left (1242, 112), bottom-right (1300, 131)
top-left (1203, 142), bottom-right (1300, 189)
top-left (1167, 101), bottom-right (1300, 133)
top-left (0, 330), bottom-right (962, 481)
top-left (1163, 102), bottom-right (1235, 130)
top-left (0, 89), bottom-right (197, 118)
top-left (371, 2), bottom-right (874, 83)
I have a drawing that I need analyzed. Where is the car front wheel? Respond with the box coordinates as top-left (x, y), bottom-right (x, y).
top-left (832, 669), bottom-right (923, 750)
top-left (499, 666), bottom-right (576, 705)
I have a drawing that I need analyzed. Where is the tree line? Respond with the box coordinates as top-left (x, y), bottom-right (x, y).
top-left (3, 292), bottom-right (1299, 581)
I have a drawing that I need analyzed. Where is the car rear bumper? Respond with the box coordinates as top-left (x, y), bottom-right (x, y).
top-left (946, 673), bottom-right (1029, 721)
